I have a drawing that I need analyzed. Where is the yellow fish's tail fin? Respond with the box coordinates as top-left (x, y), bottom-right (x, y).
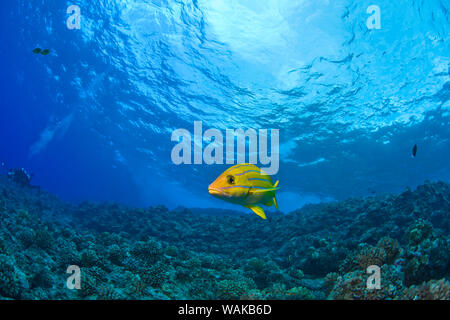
top-left (245, 205), bottom-right (267, 219)
top-left (273, 181), bottom-right (279, 210)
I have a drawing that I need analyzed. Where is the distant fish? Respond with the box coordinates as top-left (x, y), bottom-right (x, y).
top-left (412, 144), bottom-right (418, 158)
top-left (208, 164), bottom-right (280, 220)
top-left (32, 48), bottom-right (50, 55)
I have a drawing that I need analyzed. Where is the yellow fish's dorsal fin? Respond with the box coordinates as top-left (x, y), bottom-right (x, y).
top-left (273, 196), bottom-right (279, 209)
top-left (245, 205), bottom-right (267, 219)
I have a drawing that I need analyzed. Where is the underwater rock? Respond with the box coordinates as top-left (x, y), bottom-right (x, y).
top-left (403, 219), bottom-right (449, 286)
top-left (328, 264), bottom-right (405, 300)
top-left (376, 237), bottom-right (401, 265)
top-left (140, 262), bottom-right (170, 288)
top-left (401, 279), bottom-right (449, 300)
top-left (0, 254), bottom-right (28, 299)
top-left (0, 175), bottom-right (448, 300)
top-left (217, 277), bottom-right (257, 300)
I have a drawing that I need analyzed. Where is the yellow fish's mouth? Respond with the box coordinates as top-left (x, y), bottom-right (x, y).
top-left (208, 186), bottom-right (230, 198)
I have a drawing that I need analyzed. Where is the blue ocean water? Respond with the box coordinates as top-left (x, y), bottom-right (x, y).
top-left (1, 0), bottom-right (449, 213)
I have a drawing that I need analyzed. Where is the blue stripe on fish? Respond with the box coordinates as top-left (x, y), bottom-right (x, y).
top-left (235, 170), bottom-right (261, 176)
top-left (220, 185), bottom-right (269, 190)
top-left (248, 178), bottom-right (272, 183)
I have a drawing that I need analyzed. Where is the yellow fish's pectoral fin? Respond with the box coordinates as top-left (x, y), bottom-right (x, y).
top-left (251, 187), bottom-right (280, 194)
top-left (245, 205), bottom-right (267, 219)
top-left (250, 180), bottom-right (280, 194)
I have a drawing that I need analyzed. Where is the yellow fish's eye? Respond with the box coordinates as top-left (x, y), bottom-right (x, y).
top-left (226, 175), bottom-right (235, 184)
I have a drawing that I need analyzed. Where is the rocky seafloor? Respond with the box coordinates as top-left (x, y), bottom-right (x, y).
top-left (0, 175), bottom-right (448, 300)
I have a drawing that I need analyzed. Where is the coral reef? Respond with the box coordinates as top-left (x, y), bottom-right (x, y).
top-left (0, 174), bottom-right (448, 300)
top-left (401, 279), bottom-right (450, 300)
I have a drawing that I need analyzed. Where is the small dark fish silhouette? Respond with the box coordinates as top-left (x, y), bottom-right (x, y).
top-left (412, 144), bottom-right (418, 158)
top-left (32, 48), bottom-right (50, 55)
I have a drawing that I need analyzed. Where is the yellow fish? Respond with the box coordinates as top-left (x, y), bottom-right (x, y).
top-left (208, 164), bottom-right (279, 219)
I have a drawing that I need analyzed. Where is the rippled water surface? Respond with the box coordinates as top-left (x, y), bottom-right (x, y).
top-left (1, 0), bottom-right (449, 211)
